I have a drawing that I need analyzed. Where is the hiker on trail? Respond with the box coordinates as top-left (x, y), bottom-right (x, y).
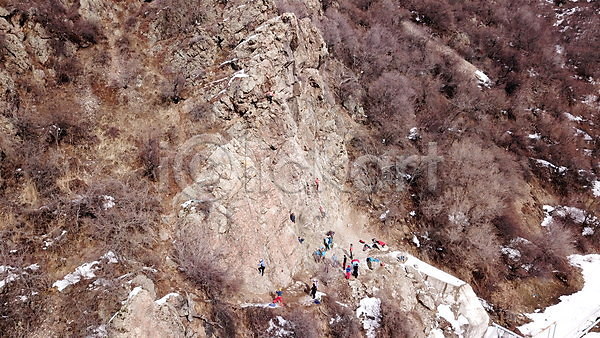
top-left (265, 91), bottom-right (274, 103)
top-left (345, 265), bottom-right (352, 279)
top-left (342, 254), bottom-right (347, 269)
top-left (310, 280), bottom-right (318, 299)
top-left (326, 236), bottom-right (333, 249)
top-left (290, 213), bottom-right (296, 223)
top-left (324, 237), bottom-right (331, 250)
top-left (349, 243), bottom-right (354, 259)
top-left (352, 262), bottom-right (359, 278)
top-left (258, 259), bottom-right (266, 276)
top-left (315, 178), bottom-right (320, 191)
top-left (313, 248), bottom-right (322, 262)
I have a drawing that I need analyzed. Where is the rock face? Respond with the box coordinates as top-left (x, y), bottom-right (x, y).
top-left (173, 12), bottom-right (353, 294)
top-left (109, 275), bottom-right (186, 338)
top-left (0, 0), bottom-right (490, 336)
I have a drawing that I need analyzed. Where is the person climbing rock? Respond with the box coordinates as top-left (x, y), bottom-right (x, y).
top-left (258, 259), bottom-right (266, 276)
top-left (345, 265), bottom-right (352, 279)
top-left (310, 280), bottom-right (318, 299)
top-left (327, 236), bottom-right (333, 249)
top-left (323, 237), bottom-right (330, 250)
top-left (342, 254), bottom-right (347, 270)
top-left (273, 294), bottom-right (285, 306)
top-left (349, 243), bottom-right (354, 259)
top-left (290, 213), bottom-right (296, 223)
top-left (265, 91), bottom-right (274, 103)
top-left (315, 177), bottom-right (320, 191)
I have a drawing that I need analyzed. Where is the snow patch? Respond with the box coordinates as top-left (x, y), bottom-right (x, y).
top-left (475, 70), bottom-right (492, 88)
top-left (564, 112), bottom-right (584, 122)
top-left (101, 251), bottom-right (118, 264)
top-left (391, 251), bottom-right (465, 287)
top-left (407, 127), bottom-right (420, 140)
top-left (528, 133), bottom-right (542, 140)
top-left (518, 254), bottom-right (600, 338)
top-left (356, 297), bottom-right (381, 338)
top-left (500, 247), bottom-right (521, 261)
top-left (582, 227), bottom-right (594, 236)
top-left (593, 181), bottom-right (600, 197)
top-left (155, 292), bottom-right (180, 306)
top-left (101, 195), bottom-right (115, 210)
top-left (437, 304), bottom-right (470, 337)
top-left (533, 159), bottom-right (567, 174)
top-left (53, 261), bottom-right (100, 292)
top-left (266, 316), bottom-right (293, 337)
top-left (412, 235), bottom-right (421, 248)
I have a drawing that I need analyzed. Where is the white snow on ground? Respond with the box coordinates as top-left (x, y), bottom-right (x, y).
top-left (407, 127), bottom-right (420, 140)
top-left (53, 252), bottom-right (119, 291)
top-left (542, 205), bottom-right (555, 226)
top-left (266, 316), bottom-right (293, 337)
top-left (438, 304), bottom-right (470, 337)
top-left (582, 227), bottom-right (594, 236)
top-left (575, 128), bottom-right (593, 141)
top-left (240, 302), bottom-right (278, 308)
top-left (356, 297), bottom-right (381, 338)
top-left (429, 328), bottom-right (445, 338)
top-left (518, 254), bottom-right (600, 338)
top-left (500, 247), bottom-right (521, 261)
top-left (533, 159), bottom-right (568, 174)
top-left (412, 235), bottom-right (421, 248)
top-left (43, 230), bottom-right (68, 250)
top-left (593, 181), bottom-right (600, 197)
top-left (53, 261), bottom-right (100, 292)
top-left (541, 205), bottom-right (598, 228)
top-left (528, 133), bottom-right (542, 140)
top-left (227, 69), bottom-right (249, 86)
top-left (101, 195), bottom-right (115, 209)
top-left (0, 266), bottom-right (19, 289)
top-left (155, 292), bottom-right (180, 306)
top-left (101, 251), bottom-right (118, 264)
top-left (391, 251), bottom-right (465, 287)
top-left (564, 112), bottom-right (584, 122)
top-left (475, 70), bottom-right (492, 88)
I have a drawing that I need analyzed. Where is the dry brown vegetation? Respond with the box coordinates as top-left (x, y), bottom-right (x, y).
top-left (277, 0), bottom-right (599, 326)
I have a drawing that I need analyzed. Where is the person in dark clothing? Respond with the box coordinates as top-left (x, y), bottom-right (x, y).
top-left (352, 264), bottom-right (359, 278)
top-left (298, 236), bottom-right (305, 244)
top-left (349, 243), bottom-right (354, 259)
top-left (290, 213), bottom-right (296, 223)
top-left (258, 259), bottom-right (266, 276)
top-left (310, 282), bottom-right (318, 299)
top-left (342, 254), bottom-right (347, 270)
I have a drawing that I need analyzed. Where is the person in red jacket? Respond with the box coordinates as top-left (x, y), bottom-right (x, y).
top-left (345, 265), bottom-right (352, 279)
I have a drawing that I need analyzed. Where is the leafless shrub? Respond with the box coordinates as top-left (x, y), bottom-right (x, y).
top-left (244, 307), bottom-right (276, 334)
top-left (287, 309), bottom-right (320, 338)
top-left (323, 298), bottom-right (361, 338)
top-left (138, 136), bottom-right (160, 181)
top-left (378, 300), bottom-right (422, 338)
top-left (174, 225), bottom-right (240, 300)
